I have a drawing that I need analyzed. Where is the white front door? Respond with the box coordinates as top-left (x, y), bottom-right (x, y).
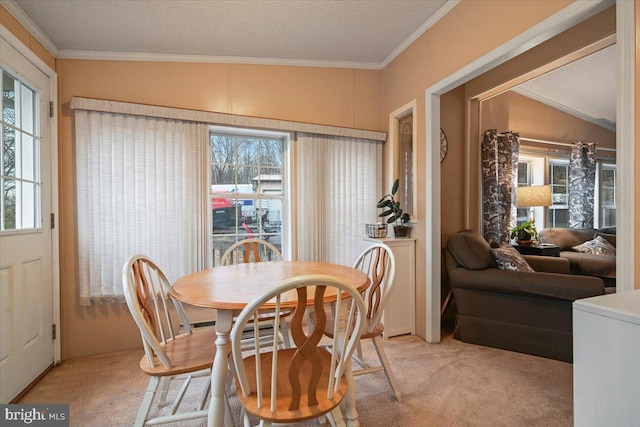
top-left (0, 37), bottom-right (54, 403)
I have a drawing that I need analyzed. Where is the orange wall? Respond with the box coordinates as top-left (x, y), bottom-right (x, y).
top-left (482, 91), bottom-right (616, 151)
top-left (57, 60), bottom-right (382, 358)
top-left (4, 0), bottom-right (640, 355)
top-left (440, 86), bottom-right (466, 244)
top-left (382, 0), bottom-right (574, 338)
top-left (0, 6), bottom-right (56, 71)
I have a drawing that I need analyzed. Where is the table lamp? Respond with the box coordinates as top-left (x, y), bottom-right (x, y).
top-left (516, 185), bottom-right (552, 225)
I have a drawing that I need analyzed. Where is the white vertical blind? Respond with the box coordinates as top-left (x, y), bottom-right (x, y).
top-left (75, 110), bottom-right (211, 305)
top-left (297, 133), bottom-right (382, 265)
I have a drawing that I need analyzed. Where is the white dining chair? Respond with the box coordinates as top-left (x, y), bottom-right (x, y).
top-left (308, 242), bottom-right (402, 400)
top-left (231, 274), bottom-right (366, 427)
top-left (220, 238), bottom-right (283, 265)
top-left (220, 238), bottom-right (292, 349)
top-left (122, 254), bottom-right (231, 427)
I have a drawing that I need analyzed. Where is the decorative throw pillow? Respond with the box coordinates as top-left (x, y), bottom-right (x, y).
top-left (490, 244), bottom-right (535, 272)
top-left (572, 236), bottom-right (616, 256)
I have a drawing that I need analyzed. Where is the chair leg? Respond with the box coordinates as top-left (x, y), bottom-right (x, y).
top-left (329, 406), bottom-right (347, 427)
top-left (198, 375), bottom-right (212, 410)
top-left (224, 395), bottom-right (234, 427)
top-left (279, 318), bottom-right (292, 348)
top-left (372, 335), bottom-right (402, 401)
top-left (356, 340), bottom-right (363, 363)
top-left (158, 376), bottom-right (171, 407)
top-left (135, 376), bottom-right (160, 427)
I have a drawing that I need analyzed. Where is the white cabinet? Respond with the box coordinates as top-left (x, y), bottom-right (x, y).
top-left (573, 291), bottom-right (640, 426)
top-left (365, 237), bottom-right (416, 339)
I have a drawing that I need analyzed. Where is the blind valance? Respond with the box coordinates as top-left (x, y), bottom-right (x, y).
top-left (70, 96), bottom-right (387, 142)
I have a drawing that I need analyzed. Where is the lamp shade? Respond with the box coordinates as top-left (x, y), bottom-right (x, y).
top-left (516, 185), bottom-right (552, 208)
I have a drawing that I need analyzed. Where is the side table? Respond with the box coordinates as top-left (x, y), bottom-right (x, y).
top-left (513, 244), bottom-right (560, 257)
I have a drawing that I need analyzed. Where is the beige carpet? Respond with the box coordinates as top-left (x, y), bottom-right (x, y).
top-left (19, 330), bottom-right (573, 426)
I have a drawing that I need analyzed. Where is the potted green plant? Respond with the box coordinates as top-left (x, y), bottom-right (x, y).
top-left (510, 221), bottom-right (538, 245)
top-left (377, 178), bottom-right (411, 237)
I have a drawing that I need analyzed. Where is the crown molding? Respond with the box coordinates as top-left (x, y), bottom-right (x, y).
top-left (380, 0), bottom-right (460, 69)
top-left (0, 0), bottom-right (59, 56)
top-left (57, 49), bottom-right (383, 70)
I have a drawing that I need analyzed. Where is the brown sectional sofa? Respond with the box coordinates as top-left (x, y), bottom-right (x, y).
top-left (538, 228), bottom-right (616, 289)
top-left (444, 231), bottom-right (605, 362)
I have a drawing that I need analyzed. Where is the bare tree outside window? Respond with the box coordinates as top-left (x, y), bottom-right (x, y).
top-left (210, 133), bottom-right (285, 264)
top-left (1, 69), bottom-right (39, 231)
top-left (2, 76), bottom-right (16, 230)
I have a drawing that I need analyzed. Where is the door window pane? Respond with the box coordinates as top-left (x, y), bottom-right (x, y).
top-left (1, 70), bottom-right (40, 231)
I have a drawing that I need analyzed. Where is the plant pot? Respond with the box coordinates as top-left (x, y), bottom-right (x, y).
top-left (393, 225), bottom-right (409, 238)
top-left (516, 239), bottom-right (533, 246)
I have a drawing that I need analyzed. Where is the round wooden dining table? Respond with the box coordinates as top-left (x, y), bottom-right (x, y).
top-left (170, 260), bottom-right (371, 427)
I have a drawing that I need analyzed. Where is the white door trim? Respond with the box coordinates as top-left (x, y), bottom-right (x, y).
top-left (0, 24), bottom-right (60, 362)
top-left (423, 0), bottom-right (629, 343)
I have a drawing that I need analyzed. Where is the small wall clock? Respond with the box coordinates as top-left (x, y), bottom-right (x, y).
top-left (440, 128), bottom-right (448, 162)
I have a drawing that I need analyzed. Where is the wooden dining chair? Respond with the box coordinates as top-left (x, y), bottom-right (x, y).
top-left (220, 238), bottom-right (283, 265)
top-left (307, 242), bottom-right (402, 401)
top-left (220, 238), bottom-right (292, 348)
top-left (122, 254), bottom-right (231, 427)
top-left (231, 274), bottom-right (366, 427)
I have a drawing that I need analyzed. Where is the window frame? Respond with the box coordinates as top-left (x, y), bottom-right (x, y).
top-left (548, 158), bottom-right (569, 228)
top-left (599, 162), bottom-right (616, 228)
top-left (516, 153), bottom-right (616, 229)
top-left (1, 68), bottom-right (41, 233)
top-left (209, 125), bottom-right (292, 262)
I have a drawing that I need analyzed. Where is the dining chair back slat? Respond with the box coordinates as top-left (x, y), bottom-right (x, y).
top-left (231, 274), bottom-right (366, 426)
top-left (221, 238), bottom-right (292, 350)
top-left (306, 242), bottom-right (402, 401)
top-left (220, 238), bottom-right (283, 266)
top-left (355, 244), bottom-right (395, 333)
top-left (123, 254), bottom-right (223, 426)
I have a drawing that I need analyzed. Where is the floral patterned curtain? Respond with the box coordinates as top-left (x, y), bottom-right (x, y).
top-left (481, 129), bottom-right (520, 243)
top-left (568, 142), bottom-right (597, 228)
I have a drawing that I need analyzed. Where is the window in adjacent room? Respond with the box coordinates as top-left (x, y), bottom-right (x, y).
top-left (548, 159), bottom-right (569, 228)
top-left (210, 128), bottom-right (287, 265)
top-left (600, 163), bottom-right (616, 227)
top-left (516, 161), bottom-right (531, 225)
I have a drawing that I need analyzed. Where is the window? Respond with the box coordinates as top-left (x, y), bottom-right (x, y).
top-left (600, 164), bottom-right (616, 227)
top-left (548, 160), bottom-right (569, 228)
top-left (210, 129), bottom-right (286, 265)
top-left (1, 70), bottom-right (40, 231)
top-left (516, 161), bottom-right (531, 225)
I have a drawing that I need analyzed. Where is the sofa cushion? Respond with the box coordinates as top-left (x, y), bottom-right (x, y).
top-left (594, 232), bottom-right (616, 247)
top-left (539, 228), bottom-right (597, 250)
top-left (490, 244), bottom-right (535, 272)
top-left (572, 236), bottom-right (616, 256)
top-left (447, 231), bottom-right (495, 270)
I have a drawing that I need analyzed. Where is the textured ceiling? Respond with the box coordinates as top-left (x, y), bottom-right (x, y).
top-left (6, 0), bottom-right (616, 128)
top-left (515, 44), bottom-right (616, 130)
top-left (11, 0), bottom-right (448, 67)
